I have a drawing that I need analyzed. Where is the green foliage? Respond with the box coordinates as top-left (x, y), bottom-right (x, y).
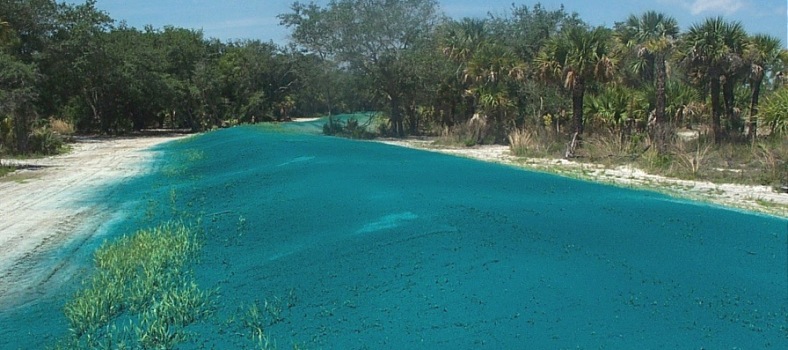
top-left (281, 0), bottom-right (441, 137)
top-left (323, 116), bottom-right (376, 139)
top-left (585, 86), bottom-right (648, 130)
top-left (28, 124), bottom-right (65, 155)
top-left (56, 222), bottom-right (214, 349)
top-left (0, 50), bottom-right (38, 153)
top-left (760, 88), bottom-right (788, 135)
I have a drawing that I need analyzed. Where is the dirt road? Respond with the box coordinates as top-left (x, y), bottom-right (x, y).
top-left (0, 135), bottom-right (185, 308)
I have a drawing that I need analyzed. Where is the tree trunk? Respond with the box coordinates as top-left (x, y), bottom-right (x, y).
top-left (722, 75), bottom-right (740, 134)
top-left (710, 75), bottom-right (723, 143)
top-left (566, 77), bottom-right (585, 158)
top-left (13, 110), bottom-right (29, 153)
top-left (654, 55), bottom-right (668, 153)
top-left (390, 96), bottom-right (404, 137)
top-left (748, 77), bottom-right (762, 140)
top-left (571, 77), bottom-right (585, 136)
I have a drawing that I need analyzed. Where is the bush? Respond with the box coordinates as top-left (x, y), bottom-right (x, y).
top-left (28, 127), bottom-right (63, 155)
top-left (322, 116), bottom-right (376, 139)
top-left (760, 89), bottom-right (788, 135)
top-left (435, 116), bottom-right (497, 147)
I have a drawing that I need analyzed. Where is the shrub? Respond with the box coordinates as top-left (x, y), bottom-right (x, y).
top-left (435, 116), bottom-right (497, 147)
top-left (322, 116), bottom-right (376, 139)
top-left (760, 88), bottom-right (788, 135)
top-left (28, 127), bottom-right (63, 155)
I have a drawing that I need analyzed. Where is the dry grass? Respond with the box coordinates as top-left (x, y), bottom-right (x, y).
top-left (50, 118), bottom-right (75, 136)
top-left (560, 126), bottom-right (788, 187)
top-left (508, 128), bottom-right (564, 158)
top-left (434, 115), bottom-right (509, 146)
top-left (674, 141), bottom-right (713, 178)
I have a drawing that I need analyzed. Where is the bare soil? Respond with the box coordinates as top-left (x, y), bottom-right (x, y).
top-left (0, 135), bottom-right (187, 308)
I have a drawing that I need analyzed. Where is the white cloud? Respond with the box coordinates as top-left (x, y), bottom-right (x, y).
top-left (688, 0), bottom-right (746, 15)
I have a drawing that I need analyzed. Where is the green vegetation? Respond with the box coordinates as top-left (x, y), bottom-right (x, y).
top-left (0, 164), bottom-right (14, 177)
top-left (53, 222), bottom-right (214, 349)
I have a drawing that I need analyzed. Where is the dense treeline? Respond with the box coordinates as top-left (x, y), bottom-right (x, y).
top-left (0, 0), bottom-right (365, 155)
top-left (1, 0), bottom-right (787, 158)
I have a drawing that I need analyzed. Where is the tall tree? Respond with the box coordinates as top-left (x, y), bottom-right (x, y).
top-left (281, 0), bottom-right (440, 137)
top-left (41, 0), bottom-right (112, 124)
top-left (616, 11), bottom-right (679, 151)
top-left (502, 3), bottom-right (583, 62)
top-left (744, 34), bottom-right (785, 139)
top-left (0, 0), bottom-right (58, 62)
top-left (680, 17), bottom-right (740, 143)
top-left (279, 2), bottom-right (339, 115)
top-left (0, 51), bottom-right (38, 152)
top-left (536, 26), bottom-right (615, 157)
top-left (719, 20), bottom-right (748, 134)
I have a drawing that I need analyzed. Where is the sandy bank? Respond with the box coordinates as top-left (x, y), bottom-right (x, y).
top-left (0, 135), bottom-right (187, 308)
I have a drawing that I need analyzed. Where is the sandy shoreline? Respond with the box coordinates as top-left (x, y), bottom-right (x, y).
top-left (379, 139), bottom-right (788, 218)
top-left (0, 135), bottom-right (187, 308)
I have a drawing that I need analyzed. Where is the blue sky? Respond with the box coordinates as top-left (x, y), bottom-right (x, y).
top-left (91, 0), bottom-right (787, 47)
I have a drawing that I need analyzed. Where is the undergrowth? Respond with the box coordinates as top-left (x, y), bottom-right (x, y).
top-left (0, 164), bottom-right (14, 177)
top-left (634, 136), bottom-right (788, 188)
top-left (323, 115), bottom-right (380, 139)
top-left (505, 126), bottom-right (788, 189)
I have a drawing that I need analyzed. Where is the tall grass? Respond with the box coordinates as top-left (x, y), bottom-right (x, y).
top-left (507, 128), bottom-right (564, 158)
top-left (435, 116), bottom-right (496, 146)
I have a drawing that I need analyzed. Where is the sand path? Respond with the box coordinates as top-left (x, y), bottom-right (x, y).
top-left (0, 135), bottom-right (185, 308)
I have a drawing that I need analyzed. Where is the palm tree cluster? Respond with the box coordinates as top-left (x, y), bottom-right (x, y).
top-left (427, 10), bottom-right (787, 155)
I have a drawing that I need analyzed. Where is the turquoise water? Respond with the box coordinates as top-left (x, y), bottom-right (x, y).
top-left (1, 118), bottom-right (786, 349)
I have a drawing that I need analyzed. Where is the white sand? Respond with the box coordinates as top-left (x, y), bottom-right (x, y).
top-left (379, 139), bottom-right (788, 218)
top-left (0, 135), bottom-right (186, 308)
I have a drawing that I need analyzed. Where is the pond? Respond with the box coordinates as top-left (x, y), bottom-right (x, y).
top-left (1, 117), bottom-right (786, 349)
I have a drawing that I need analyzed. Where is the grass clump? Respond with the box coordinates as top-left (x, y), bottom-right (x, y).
top-left (508, 128), bottom-right (567, 158)
top-left (54, 222), bottom-right (214, 349)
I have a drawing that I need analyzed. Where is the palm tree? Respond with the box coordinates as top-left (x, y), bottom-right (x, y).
top-left (616, 11), bottom-right (679, 150)
top-left (440, 18), bottom-right (489, 119)
top-left (441, 18), bottom-right (525, 137)
top-left (680, 17), bottom-right (742, 143)
top-left (536, 26), bottom-right (615, 156)
top-left (745, 34), bottom-right (785, 139)
top-left (720, 21), bottom-right (748, 134)
top-left (442, 18), bottom-right (487, 65)
top-left (464, 42), bottom-right (525, 117)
